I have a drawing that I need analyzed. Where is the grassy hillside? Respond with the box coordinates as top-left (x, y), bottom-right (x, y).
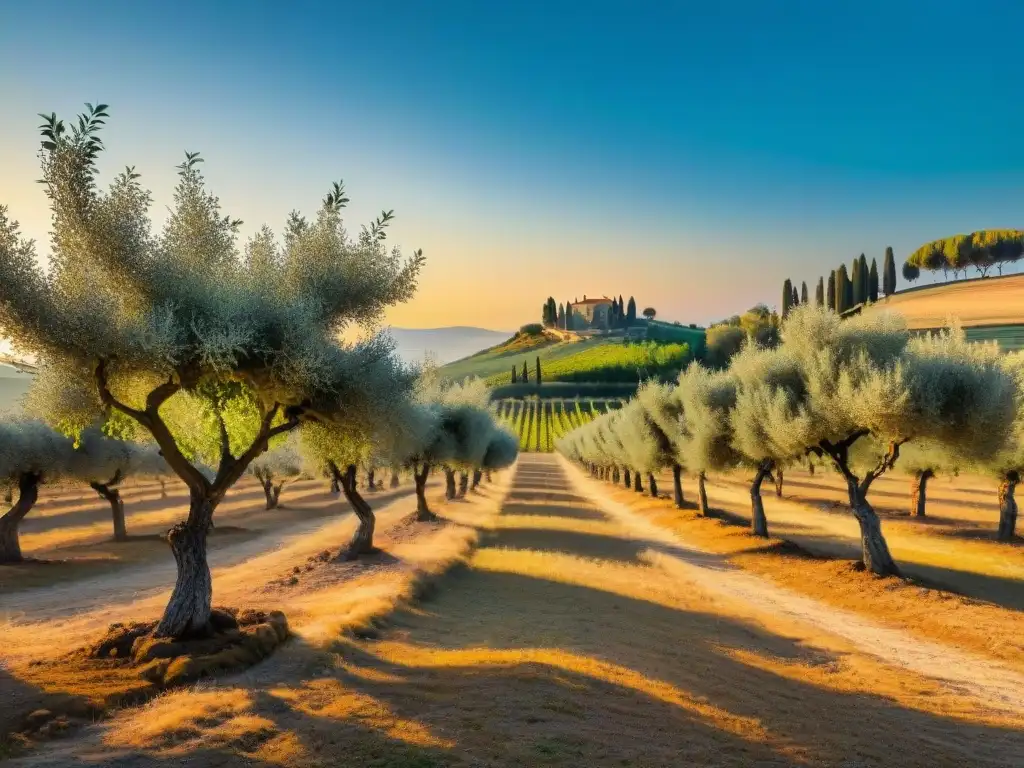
top-left (865, 274), bottom-right (1024, 330)
top-left (440, 331), bottom-right (599, 382)
top-left (441, 330), bottom-right (691, 385)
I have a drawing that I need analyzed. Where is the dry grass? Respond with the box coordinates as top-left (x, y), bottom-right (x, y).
top-left (606, 467), bottom-right (1024, 674)
top-left (0, 474), bottom-right (509, 760)
top-left (862, 273), bottom-right (1024, 329)
top-left (5, 458), bottom-right (1024, 766)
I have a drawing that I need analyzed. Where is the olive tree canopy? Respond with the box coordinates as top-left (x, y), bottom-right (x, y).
top-left (0, 104), bottom-right (424, 638)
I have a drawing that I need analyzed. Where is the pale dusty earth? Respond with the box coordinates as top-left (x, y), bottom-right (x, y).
top-left (2, 455), bottom-right (1022, 767)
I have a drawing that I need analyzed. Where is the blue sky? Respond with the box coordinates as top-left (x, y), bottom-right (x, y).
top-left (2, 0), bottom-right (1022, 329)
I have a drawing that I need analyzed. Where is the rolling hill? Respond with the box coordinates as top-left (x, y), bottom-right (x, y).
top-left (861, 273), bottom-right (1024, 351)
top-left (865, 273), bottom-right (1024, 329)
top-left (0, 364), bottom-right (32, 414)
top-left (387, 326), bottom-right (511, 365)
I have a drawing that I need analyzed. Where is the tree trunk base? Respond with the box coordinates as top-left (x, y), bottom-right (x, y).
top-left (154, 513), bottom-right (214, 640)
top-left (672, 464), bottom-right (684, 509)
top-left (698, 473), bottom-right (709, 516)
top-left (998, 475), bottom-right (1019, 542)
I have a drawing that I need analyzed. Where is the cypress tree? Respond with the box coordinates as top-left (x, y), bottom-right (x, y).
top-left (618, 295), bottom-right (625, 327)
top-left (557, 303), bottom-right (565, 328)
top-left (844, 265), bottom-right (854, 310)
top-left (565, 303), bottom-right (574, 331)
top-left (512, 366), bottom-right (517, 384)
top-left (868, 259), bottom-right (879, 302)
top-left (800, 281), bottom-right (808, 304)
top-left (835, 265), bottom-right (850, 314)
top-left (535, 356), bottom-right (541, 384)
top-left (626, 296), bottom-right (637, 326)
top-left (815, 276), bottom-right (825, 306)
top-left (883, 246), bottom-right (896, 295)
top-left (827, 270), bottom-right (836, 310)
top-left (782, 278), bottom-right (793, 317)
top-left (851, 258), bottom-right (863, 306)
top-left (522, 361), bottom-right (528, 383)
top-left (858, 254), bottom-right (868, 303)
top-left (792, 285), bottom-right (799, 308)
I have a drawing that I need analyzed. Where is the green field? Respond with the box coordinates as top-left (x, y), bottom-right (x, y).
top-left (494, 397), bottom-right (623, 453)
top-left (441, 330), bottom-right (690, 386)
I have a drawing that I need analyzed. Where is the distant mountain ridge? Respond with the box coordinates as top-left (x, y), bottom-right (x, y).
top-left (386, 326), bottom-right (512, 366)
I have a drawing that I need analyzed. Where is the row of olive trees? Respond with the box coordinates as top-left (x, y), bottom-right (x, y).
top-left (0, 421), bottom-right (174, 560)
top-left (558, 305), bottom-right (1022, 576)
top-left (0, 103), bottom-right (516, 640)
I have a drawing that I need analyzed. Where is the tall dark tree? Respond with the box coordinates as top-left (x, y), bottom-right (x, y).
top-left (868, 259), bottom-right (879, 302)
top-left (618, 295), bottom-right (625, 327)
top-left (800, 281), bottom-right (808, 304)
top-left (883, 246), bottom-right (897, 295)
top-left (557, 303), bottom-right (565, 329)
top-left (782, 278), bottom-right (793, 318)
top-left (844, 266), bottom-right (854, 310)
top-left (565, 303), bottom-right (574, 331)
top-left (535, 356), bottom-right (541, 384)
top-left (511, 366), bottom-right (517, 384)
top-left (851, 257), bottom-right (864, 306)
top-left (826, 270), bottom-right (836, 310)
top-left (835, 265), bottom-right (850, 314)
top-left (792, 285), bottom-right (799, 308)
top-left (626, 296), bottom-right (637, 326)
top-left (521, 361), bottom-right (528, 383)
top-left (815, 276), bottom-right (825, 306)
top-left (857, 254), bottom-right (869, 303)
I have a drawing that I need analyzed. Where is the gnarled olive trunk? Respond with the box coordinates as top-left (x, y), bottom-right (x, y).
top-left (471, 469), bottom-right (482, 490)
top-left (774, 469), bottom-right (784, 498)
top-left (338, 464), bottom-right (375, 560)
top-left (415, 464), bottom-right (436, 521)
top-left (672, 464), bottom-right (684, 509)
top-left (458, 471), bottom-right (469, 498)
top-left (390, 470), bottom-right (400, 489)
top-left (0, 472), bottom-right (41, 564)
top-left (998, 472), bottom-right (1019, 542)
top-left (623, 468), bottom-right (631, 488)
top-left (92, 481), bottom-right (127, 542)
top-left (697, 472), bottom-right (710, 516)
top-left (910, 469), bottom-right (933, 518)
top-left (261, 478), bottom-right (282, 510)
top-left (647, 473), bottom-right (658, 498)
top-left (846, 480), bottom-right (899, 576)
top-left (633, 471), bottom-right (643, 493)
top-left (329, 474), bottom-right (340, 495)
top-left (750, 462), bottom-right (771, 538)
top-left (444, 469), bottom-right (457, 500)
top-left (612, 467), bottom-right (620, 484)
top-left (159, 479), bottom-right (168, 499)
top-left (366, 469), bottom-right (376, 492)
top-left (154, 488), bottom-right (215, 638)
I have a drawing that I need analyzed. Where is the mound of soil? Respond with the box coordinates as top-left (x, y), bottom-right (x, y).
top-left (75, 606), bottom-right (290, 688)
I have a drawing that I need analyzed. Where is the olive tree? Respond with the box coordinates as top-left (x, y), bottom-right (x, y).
top-left (73, 427), bottom-right (173, 540)
top-left (729, 344), bottom-right (809, 537)
top-left (676, 364), bottom-right (741, 517)
top-left (0, 420), bottom-right (79, 562)
top-left (773, 307), bottom-right (1016, 574)
top-left (249, 439), bottom-right (303, 510)
top-left (0, 104), bottom-right (423, 638)
top-left (635, 381), bottom-right (687, 506)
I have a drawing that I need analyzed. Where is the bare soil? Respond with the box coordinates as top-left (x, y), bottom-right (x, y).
top-left (4, 456), bottom-right (1021, 767)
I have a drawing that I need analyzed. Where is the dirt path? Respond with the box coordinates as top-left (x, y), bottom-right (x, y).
top-left (564, 458), bottom-right (1024, 715)
top-left (6, 456), bottom-right (1023, 767)
top-left (0, 485), bottom-right (423, 665)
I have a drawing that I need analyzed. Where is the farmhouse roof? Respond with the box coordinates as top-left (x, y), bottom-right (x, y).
top-left (571, 296), bottom-right (612, 306)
